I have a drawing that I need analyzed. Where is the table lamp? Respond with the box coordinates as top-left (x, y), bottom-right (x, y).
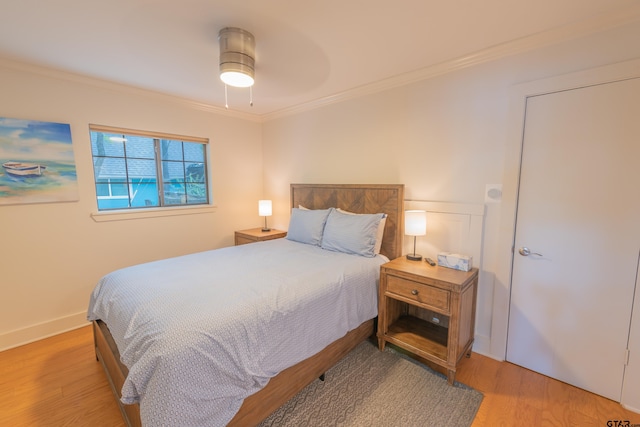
top-left (259, 200), bottom-right (272, 232)
top-left (405, 210), bottom-right (427, 261)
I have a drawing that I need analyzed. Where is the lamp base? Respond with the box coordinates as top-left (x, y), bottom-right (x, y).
top-left (261, 227), bottom-right (271, 232)
top-left (406, 253), bottom-right (423, 261)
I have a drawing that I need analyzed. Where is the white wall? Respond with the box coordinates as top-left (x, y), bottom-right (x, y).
top-left (261, 21), bottom-right (640, 359)
top-left (0, 62), bottom-right (263, 350)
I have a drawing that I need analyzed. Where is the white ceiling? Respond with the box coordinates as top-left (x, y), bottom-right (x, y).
top-left (1, 0), bottom-right (639, 117)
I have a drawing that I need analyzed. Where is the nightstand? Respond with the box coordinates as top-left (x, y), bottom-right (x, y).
top-left (377, 257), bottom-right (478, 385)
top-left (234, 228), bottom-right (287, 246)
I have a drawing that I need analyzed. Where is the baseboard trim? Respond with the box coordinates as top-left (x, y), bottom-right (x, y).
top-left (0, 311), bottom-right (89, 352)
top-left (620, 402), bottom-right (640, 415)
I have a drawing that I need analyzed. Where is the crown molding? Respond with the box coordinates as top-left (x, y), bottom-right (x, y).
top-left (0, 57), bottom-right (262, 123)
top-left (2, 4), bottom-right (639, 125)
top-left (261, 4), bottom-right (640, 122)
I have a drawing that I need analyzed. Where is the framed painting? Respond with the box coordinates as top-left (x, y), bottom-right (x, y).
top-left (0, 117), bottom-right (78, 206)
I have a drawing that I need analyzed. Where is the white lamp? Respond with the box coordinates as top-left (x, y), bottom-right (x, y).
top-left (259, 200), bottom-right (272, 232)
top-left (405, 210), bottom-right (427, 261)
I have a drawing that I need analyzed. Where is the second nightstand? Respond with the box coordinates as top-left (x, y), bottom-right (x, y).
top-left (377, 257), bottom-right (478, 385)
top-left (234, 228), bottom-right (287, 246)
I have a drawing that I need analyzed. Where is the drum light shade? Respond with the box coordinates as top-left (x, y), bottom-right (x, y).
top-left (259, 200), bottom-right (272, 232)
top-left (258, 200), bottom-right (272, 217)
top-left (219, 27), bottom-right (255, 88)
top-left (405, 210), bottom-right (427, 236)
top-left (405, 210), bottom-right (427, 261)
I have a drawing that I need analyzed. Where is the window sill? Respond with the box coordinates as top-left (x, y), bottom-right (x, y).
top-left (90, 205), bottom-right (217, 222)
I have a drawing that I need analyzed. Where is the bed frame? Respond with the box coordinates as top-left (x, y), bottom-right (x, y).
top-left (93, 183), bottom-right (404, 427)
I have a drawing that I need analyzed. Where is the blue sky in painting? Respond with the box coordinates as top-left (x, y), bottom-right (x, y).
top-left (0, 117), bottom-right (75, 163)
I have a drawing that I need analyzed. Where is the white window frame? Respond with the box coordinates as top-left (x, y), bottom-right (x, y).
top-left (89, 124), bottom-right (214, 221)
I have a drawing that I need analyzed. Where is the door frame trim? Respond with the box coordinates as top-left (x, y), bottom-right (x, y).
top-left (492, 58), bottom-right (640, 360)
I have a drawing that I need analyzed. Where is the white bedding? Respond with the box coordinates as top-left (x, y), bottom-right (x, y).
top-left (87, 238), bottom-right (385, 426)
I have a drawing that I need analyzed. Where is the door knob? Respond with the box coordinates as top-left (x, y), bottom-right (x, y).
top-left (518, 247), bottom-right (543, 257)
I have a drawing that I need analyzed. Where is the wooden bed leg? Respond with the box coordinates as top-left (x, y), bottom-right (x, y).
top-left (92, 321), bottom-right (99, 361)
top-left (319, 373), bottom-right (325, 382)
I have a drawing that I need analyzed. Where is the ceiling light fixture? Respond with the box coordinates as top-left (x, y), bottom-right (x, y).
top-left (218, 27), bottom-right (255, 108)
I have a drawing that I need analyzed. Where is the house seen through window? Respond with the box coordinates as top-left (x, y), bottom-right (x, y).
top-left (89, 125), bottom-right (209, 211)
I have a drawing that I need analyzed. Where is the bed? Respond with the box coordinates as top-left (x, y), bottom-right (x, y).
top-left (89, 183), bottom-right (404, 426)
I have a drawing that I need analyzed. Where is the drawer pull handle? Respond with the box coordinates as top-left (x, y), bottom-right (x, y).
top-left (411, 289), bottom-right (419, 295)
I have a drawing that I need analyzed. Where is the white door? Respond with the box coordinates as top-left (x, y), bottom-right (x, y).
top-left (507, 78), bottom-right (640, 401)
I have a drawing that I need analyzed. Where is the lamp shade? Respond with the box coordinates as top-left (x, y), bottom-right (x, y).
top-left (220, 70), bottom-right (254, 87)
top-left (219, 27), bottom-right (255, 88)
top-left (405, 210), bottom-right (427, 236)
top-left (258, 200), bottom-right (272, 217)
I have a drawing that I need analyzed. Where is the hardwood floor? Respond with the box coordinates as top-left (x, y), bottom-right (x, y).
top-left (1, 325), bottom-right (639, 426)
top-left (0, 326), bottom-right (124, 426)
top-left (455, 353), bottom-right (640, 426)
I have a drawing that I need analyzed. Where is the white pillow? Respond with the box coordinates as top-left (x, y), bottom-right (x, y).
top-left (321, 209), bottom-right (385, 257)
top-left (286, 207), bottom-right (332, 246)
top-left (336, 208), bottom-right (387, 254)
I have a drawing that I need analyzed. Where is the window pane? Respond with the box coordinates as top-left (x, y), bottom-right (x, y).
top-left (98, 198), bottom-right (130, 210)
top-left (185, 162), bottom-right (205, 183)
top-left (164, 183), bottom-right (185, 205)
top-left (93, 157), bottom-right (126, 181)
top-left (162, 161), bottom-right (185, 182)
top-left (126, 136), bottom-right (155, 159)
top-left (126, 158), bottom-right (157, 181)
top-left (160, 140), bottom-right (184, 161)
top-left (183, 142), bottom-right (205, 162)
top-left (96, 181), bottom-right (110, 197)
top-left (111, 182), bottom-right (129, 196)
top-left (141, 192), bottom-right (159, 207)
top-left (91, 133), bottom-right (125, 157)
top-left (186, 183), bottom-right (207, 204)
top-left (130, 178), bottom-right (158, 207)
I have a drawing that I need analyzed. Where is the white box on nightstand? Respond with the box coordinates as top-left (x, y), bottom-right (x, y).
top-left (437, 252), bottom-right (472, 272)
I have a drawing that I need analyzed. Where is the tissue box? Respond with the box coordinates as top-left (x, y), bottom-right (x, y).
top-left (437, 252), bottom-right (473, 272)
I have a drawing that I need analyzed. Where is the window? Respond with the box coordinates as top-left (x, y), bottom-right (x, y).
top-left (90, 125), bottom-right (209, 211)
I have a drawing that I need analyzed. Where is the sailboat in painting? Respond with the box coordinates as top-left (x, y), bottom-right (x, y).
top-left (2, 162), bottom-right (47, 178)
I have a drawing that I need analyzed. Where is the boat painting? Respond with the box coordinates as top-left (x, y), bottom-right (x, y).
top-left (0, 117), bottom-right (78, 205)
top-left (2, 162), bottom-right (47, 178)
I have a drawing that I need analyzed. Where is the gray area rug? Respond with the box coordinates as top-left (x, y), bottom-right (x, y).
top-left (259, 340), bottom-right (483, 427)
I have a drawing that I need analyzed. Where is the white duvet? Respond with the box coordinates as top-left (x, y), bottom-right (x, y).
top-left (87, 238), bottom-right (384, 426)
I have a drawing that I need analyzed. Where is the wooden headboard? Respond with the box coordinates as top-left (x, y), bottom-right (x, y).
top-left (290, 184), bottom-right (405, 260)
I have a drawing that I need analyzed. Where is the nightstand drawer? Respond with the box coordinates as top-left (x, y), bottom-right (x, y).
top-left (235, 235), bottom-right (256, 245)
top-left (234, 228), bottom-right (287, 246)
top-left (386, 275), bottom-right (450, 312)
